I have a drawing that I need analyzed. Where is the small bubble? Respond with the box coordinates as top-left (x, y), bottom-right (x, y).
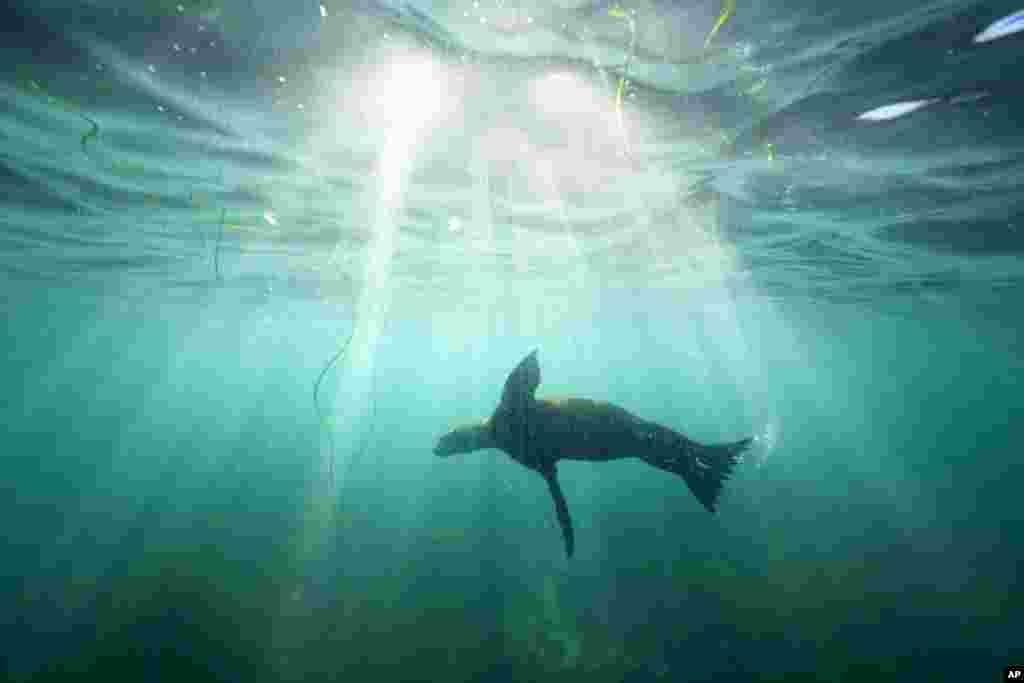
top-left (320, 4), bottom-right (327, 17)
top-left (157, 105), bottom-right (166, 112)
top-left (176, 4), bottom-right (184, 12)
top-left (278, 75), bottom-right (287, 83)
top-left (173, 42), bottom-right (181, 51)
top-left (200, 71), bottom-right (207, 78)
top-left (148, 64), bottom-right (156, 73)
top-left (189, 46), bottom-right (197, 54)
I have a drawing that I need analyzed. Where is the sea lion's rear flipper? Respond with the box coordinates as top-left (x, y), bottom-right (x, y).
top-left (497, 350), bottom-right (541, 418)
top-left (647, 436), bottom-right (751, 513)
top-left (541, 466), bottom-right (575, 558)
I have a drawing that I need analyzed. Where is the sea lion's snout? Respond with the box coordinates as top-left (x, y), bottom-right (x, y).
top-left (433, 430), bottom-right (458, 457)
top-left (434, 423), bottom-right (491, 457)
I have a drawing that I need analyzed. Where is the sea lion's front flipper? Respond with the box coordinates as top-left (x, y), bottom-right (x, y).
top-left (497, 350), bottom-right (540, 417)
top-left (542, 466), bottom-right (575, 558)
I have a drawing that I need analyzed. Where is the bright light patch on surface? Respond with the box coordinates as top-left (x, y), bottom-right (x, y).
top-left (367, 57), bottom-right (446, 204)
top-left (367, 58), bottom-right (445, 132)
top-left (973, 9), bottom-right (1024, 43)
top-left (530, 72), bottom-right (602, 117)
top-left (856, 99), bottom-right (939, 121)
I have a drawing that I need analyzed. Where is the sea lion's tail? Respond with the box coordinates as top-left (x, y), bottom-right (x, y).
top-left (648, 436), bottom-right (751, 513)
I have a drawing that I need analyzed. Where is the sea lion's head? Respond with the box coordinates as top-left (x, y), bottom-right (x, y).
top-left (433, 421), bottom-right (494, 457)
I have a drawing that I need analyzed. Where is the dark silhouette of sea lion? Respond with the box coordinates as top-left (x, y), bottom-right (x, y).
top-left (434, 350), bottom-right (752, 558)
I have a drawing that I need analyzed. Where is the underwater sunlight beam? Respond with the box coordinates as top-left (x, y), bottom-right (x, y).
top-left (323, 55), bottom-right (446, 492)
top-left (292, 55), bottom-right (450, 615)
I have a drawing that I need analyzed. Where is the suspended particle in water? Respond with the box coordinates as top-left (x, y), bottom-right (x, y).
top-left (320, 4), bottom-right (327, 18)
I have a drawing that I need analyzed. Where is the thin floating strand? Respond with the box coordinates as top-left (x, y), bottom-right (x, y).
top-left (974, 9), bottom-right (1024, 44)
top-left (856, 99), bottom-right (940, 122)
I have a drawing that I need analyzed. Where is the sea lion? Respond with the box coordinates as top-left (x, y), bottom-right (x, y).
top-left (434, 350), bottom-right (752, 558)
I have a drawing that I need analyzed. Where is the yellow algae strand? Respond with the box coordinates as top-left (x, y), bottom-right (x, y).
top-left (607, 4), bottom-right (636, 159)
top-left (704, 0), bottom-right (736, 49)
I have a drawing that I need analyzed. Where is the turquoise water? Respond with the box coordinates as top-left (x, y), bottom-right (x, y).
top-left (2, 1), bottom-right (1022, 680)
